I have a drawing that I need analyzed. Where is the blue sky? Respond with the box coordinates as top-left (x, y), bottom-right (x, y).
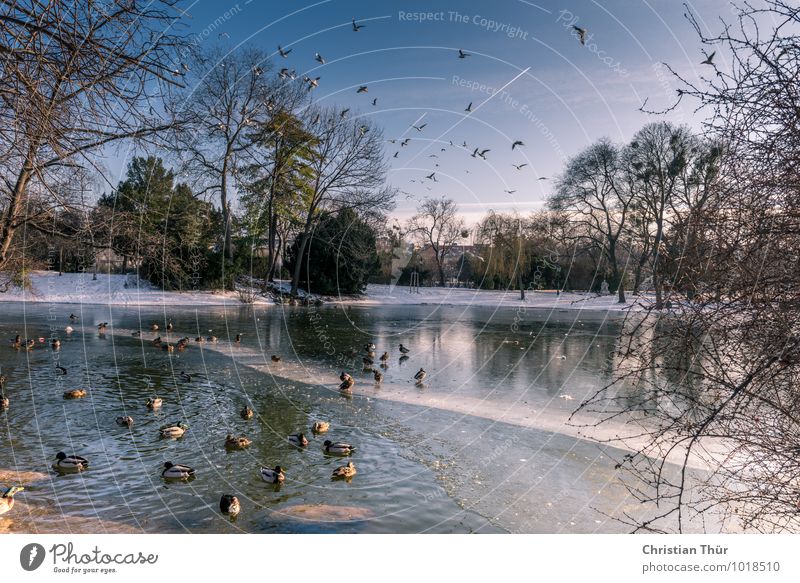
top-left (154, 0), bottom-right (730, 223)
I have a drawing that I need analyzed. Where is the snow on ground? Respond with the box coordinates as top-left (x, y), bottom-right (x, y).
top-left (0, 271), bottom-right (272, 306)
top-left (0, 271), bottom-right (647, 311)
top-left (348, 284), bottom-right (646, 312)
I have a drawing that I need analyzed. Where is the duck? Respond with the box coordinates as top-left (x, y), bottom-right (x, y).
top-left (271, 355), bottom-right (281, 362)
top-left (151, 323), bottom-right (159, 331)
top-left (55, 365), bottom-right (67, 375)
top-left (97, 322), bottom-right (108, 332)
top-left (323, 440), bottom-right (356, 455)
top-left (0, 486), bottom-right (24, 515)
top-left (219, 494), bottom-right (241, 516)
top-left (260, 465), bottom-right (285, 484)
top-left (339, 376), bottom-right (355, 391)
top-left (25, 338), bottom-right (35, 350)
top-left (414, 368), bottom-right (426, 382)
top-left (1, 393), bottom-right (9, 409)
top-left (373, 369), bottom-right (383, 383)
top-left (225, 434), bottom-right (252, 450)
top-left (116, 415), bottom-right (134, 427)
top-left (11, 335), bottom-right (21, 349)
top-left (54, 452), bottom-right (89, 471)
top-left (195, 336), bottom-right (205, 343)
top-left (312, 421), bottom-right (330, 433)
top-left (288, 433), bottom-right (309, 447)
top-left (65, 325), bottom-right (74, 334)
top-left (63, 389), bottom-right (87, 399)
top-left (331, 461), bottom-right (357, 479)
top-left (234, 333), bottom-right (242, 343)
top-left (160, 422), bottom-right (188, 438)
top-left (362, 356), bottom-right (374, 367)
top-left (51, 338), bottom-right (61, 349)
top-left (166, 320), bottom-right (174, 332)
top-left (364, 342), bottom-right (376, 352)
top-left (240, 406), bottom-right (254, 420)
top-left (162, 461), bottom-right (195, 480)
top-left (69, 313), bottom-right (78, 321)
top-left (399, 343), bottom-right (410, 354)
top-left (162, 344), bottom-right (174, 353)
top-left (0, 374), bottom-right (5, 388)
top-left (379, 352), bottom-right (389, 362)
top-left (339, 371), bottom-right (353, 382)
top-left (132, 330), bottom-right (141, 337)
top-left (146, 397), bottom-right (163, 409)
top-left (207, 335), bottom-right (218, 343)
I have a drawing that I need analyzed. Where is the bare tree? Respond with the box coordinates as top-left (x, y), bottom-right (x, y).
top-left (408, 196), bottom-right (466, 287)
top-left (289, 107), bottom-right (393, 296)
top-left (550, 139), bottom-right (633, 303)
top-left (0, 0), bottom-right (184, 273)
top-left (581, 1), bottom-right (800, 533)
top-left (174, 46), bottom-right (273, 264)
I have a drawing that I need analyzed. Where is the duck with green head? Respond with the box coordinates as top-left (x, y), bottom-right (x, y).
top-left (0, 486), bottom-right (24, 515)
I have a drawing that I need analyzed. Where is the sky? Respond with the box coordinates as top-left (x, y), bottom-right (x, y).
top-left (129, 0), bottom-right (731, 224)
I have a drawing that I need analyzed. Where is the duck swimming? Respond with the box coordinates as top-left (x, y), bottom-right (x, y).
top-left (160, 422), bottom-right (188, 439)
top-left (323, 440), bottom-right (356, 455)
top-left (240, 406), bottom-right (254, 420)
top-left (219, 494), bottom-right (241, 516)
top-left (0, 486), bottom-right (24, 516)
top-left (288, 433), bottom-right (309, 447)
top-left (225, 434), bottom-right (252, 450)
top-left (54, 452), bottom-right (89, 471)
top-left (312, 421), bottom-right (330, 433)
top-left (116, 416), bottom-right (134, 427)
top-left (260, 465), bottom-right (285, 483)
top-left (331, 461), bottom-right (357, 480)
top-left (63, 389), bottom-right (87, 399)
top-left (1, 393), bottom-right (9, 409)
top-left (162, 462), bottom-right (195, 480)
top-left (51, 338), bottom-right (61, 349)
top-left (146, 397), bottom-right (163, 409)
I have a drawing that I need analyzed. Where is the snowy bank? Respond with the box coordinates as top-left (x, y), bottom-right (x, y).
top-left (0, 271), bottom-right (273, 306)
top-left (340, 284), bottom-right (647, 312)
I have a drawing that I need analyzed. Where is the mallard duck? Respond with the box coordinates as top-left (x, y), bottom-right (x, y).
top-left (63, 389), bottom-right (87, 399)
top-left (69, 313), bottom-right (78, 321)
top-left (65, 325), bottom-right (74, 334)
top-left (54, 452), bottom-right (89, 471)
top-left (364, 342), bottom-right (376, 352)
top-left (162, 344), bottom-right (174, 353)
top-left (97, 322), bottom-right (108, 332)
top-left (271, 355), bottom-right (281, 362)
top-left (414, 368), bottom-right (426, 382)
top-left (25, 339), bottom-right (35, 350)
top-left (339, 371), bottom-right (352, 382)
top-left (1, 393), bottom-right (9, 409)
top-left (160, 422), bottom-right (188, 438)
top-left (195, 336), bottom-right (205, 343)
top-left (240, 406), bottom-right (254, 420)
top-left (312, 421), bottom-right (330, 433)
top-left (225, 434), bottom-right (252, 450)
top-left (151, 323), bottom-right (159, 331)
top-left (51, 338), bottom-right (61, 349)
top-left (288, 433), bottom-right (308, 447)
top-left (219, 494), bottom-right (240, 516)
top-left (146, 397), bottom-right (163, 409)
top-left (116, 415), bottom-right (134, 427)
top-left (399, 343), bottom-right (410, 354)
top-left (162, 461), bottom-right (195, 480)
top-left (379, 352), bottom-right (389, 362)
top-left (166, 320), bottom-right (174, 332)
top-left (339, 376), bottom-right (355, 391)
top-left (0, 486), bottom-right (24, 515)
top-left (11, 334), bottom-right (21, 348)
top-left (332, 461), bottom-right (357, 479)
top-left (260, 465), bottom-right (285, 483)
top-left (323, 440), bottom-right (356, 455)
top-left (373, 369), bottom-right (383, 383)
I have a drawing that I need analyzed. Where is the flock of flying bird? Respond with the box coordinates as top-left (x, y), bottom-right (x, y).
top-left (0, 314), bottom-right (427, 520)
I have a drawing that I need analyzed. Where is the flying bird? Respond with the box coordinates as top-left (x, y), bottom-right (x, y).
top-left (278, 45), bottom-right (292, 58)
top-left (458, 49), bottom-right (470, 59)
top-left (315, 52), bottom-right (325, 64)
top-left (701, 51), bottom-right (716, 65)
top-left (512, 140), bottom-right (524, 150)
top-left (372, 98), bottom-right (378, 106)
top-left (538, 176), bottom-right (549, 180)
top-left (513, 163), bottom-right (528, 170)
top-left (340, 108), bottom-right (350, 118)
top-left (504, 189), bottom-right (517, 194)
top-left (472, 148), bottom-right (490, 159)
top-left (573, 26), bottom-right (587, 45)
top-left (412, 123), bottom-right (427, 132)
top-left (357, 85), bottom-right (368, 93)
top-left (352, 17), bottom-right (365, 32)
top-left (465, 102), bottom-right (472, 112)
top-left (426, 172), bottom-right (437, 182)
top-left (401, 138), bottom-right (410, 146)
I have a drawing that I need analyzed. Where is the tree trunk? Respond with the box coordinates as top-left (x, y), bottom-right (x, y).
top-left (291, 216), bottom-right (314, 296)
top-left (0, 152), bottom-right (35, 269)
top-left (518, 270), bottom-right (525, 300)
